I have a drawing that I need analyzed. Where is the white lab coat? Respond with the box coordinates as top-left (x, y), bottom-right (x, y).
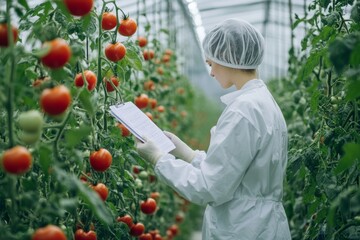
top-left (154, 79), bottom-right (291, 240)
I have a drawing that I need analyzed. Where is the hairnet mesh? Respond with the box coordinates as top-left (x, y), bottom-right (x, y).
top-left (202, 19), bottom-right (265, 69)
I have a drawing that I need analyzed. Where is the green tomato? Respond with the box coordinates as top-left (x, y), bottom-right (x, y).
top-left (18, 130), bottom-right (41, 145)
top-left (18, 110), bottom-right (44, 132)
top-left (138, 170), bottom-right (149, 180)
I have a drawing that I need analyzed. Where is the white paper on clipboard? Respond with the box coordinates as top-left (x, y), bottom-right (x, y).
top-left (109, 102), bottom-right (175, 153)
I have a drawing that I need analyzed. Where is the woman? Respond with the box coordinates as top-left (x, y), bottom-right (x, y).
top-left (136, 18), bottom-right (291, 240)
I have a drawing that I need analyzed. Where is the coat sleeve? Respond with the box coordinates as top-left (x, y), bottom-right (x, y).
top-left (154, 111), bottom-right (261, 206)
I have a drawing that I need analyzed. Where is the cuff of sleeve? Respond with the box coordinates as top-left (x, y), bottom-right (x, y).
top-left (191, 150), bottom-right (206, 168)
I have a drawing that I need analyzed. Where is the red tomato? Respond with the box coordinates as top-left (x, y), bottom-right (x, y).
top-left (1, 146), bottom-right (32, 175)
top-left (129, 223), bottom-right (145, 237)
top-left (74, 229), bottom-right (97, 240)
top-left (117, 214), bottom-right (134, 228)
top-left (74, 70), bottom-right (97, 91)
top-left (117, 123), bottom-right (130, 137)
top-left (154, 234), bottom-right (163, 240)
top-left (41, 38), bottom-right (71, 69)
top-left (168, 224), bottom-right (179, 236)
top-left (0, 24), bottom-right (18, 47)
top-left (140, 198), bottom-right (157, 215)
top-left (64, 0), bottom-right (93, 16)
top-left (132, 165), bottom-right (141, 174)
top-left (89, 148), bottom-right (112, 172)
top-left (148, 98), bottom-right (157, 109)
top-left (32, 225), bottom-right (66, 240)
top-left (134, 94), bottom-right (149, 109)
top-left (101, 12), bottom-right (117, 30)
top-left (105, 42), bottom-right (126, 62)
top-left (40, 85), bottom-right (71, 116)
top-left (137, 36), bottom-right (147, 47)
top-left (118, 17), bottom-right (137, 36)
top-left (143, 49), bottom-right (155, 60)
top-left (103, 76), bottom-right (120, 92)
top-left (92, 183), bottom-right (108, 201)
top-left (175, 212), bottom-right (185, 223)
top-left (143, 80), bottom-right (155, 91)
top-left (138, 233), bottom-right (152, 240)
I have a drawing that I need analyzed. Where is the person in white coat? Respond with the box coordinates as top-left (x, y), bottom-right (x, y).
top-left (136, 18), bottom-right (292, 240)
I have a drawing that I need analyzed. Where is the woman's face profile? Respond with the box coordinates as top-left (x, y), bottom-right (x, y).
top-left (206, 59), bottom-right (234, 89)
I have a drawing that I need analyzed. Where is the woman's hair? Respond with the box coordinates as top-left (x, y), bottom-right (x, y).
top-left (202, 19), bottom-right (265, 70)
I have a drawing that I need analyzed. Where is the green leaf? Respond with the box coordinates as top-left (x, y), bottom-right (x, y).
top-left (78, 89), bottom-right (95, 116)
top-left (346, 78), bottom-right (360, 100)
top-left (17, 0), bottom-right (30, 10)
top-left (124, 48), bottom-right (143, 71)
top-left (296, 50), bottom-right (323, 82)
top-left (54, 167), bottom-right (113, 225)
top-left (65, 125), bottom-right (92, 147)
top-left (334, 143), bottom-right (360, 174)
top-left (38, 144), bottom-right (53, 175)
top-left (350, 42), bottom-right (360, 66)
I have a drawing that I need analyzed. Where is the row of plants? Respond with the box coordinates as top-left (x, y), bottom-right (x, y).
top-left (268, 0), bottom-right (360, 239)
top-left (0, 0), bottom-right (213, 239)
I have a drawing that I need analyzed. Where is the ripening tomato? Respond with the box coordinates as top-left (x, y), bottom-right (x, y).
top-left (118, 17), bottom-right (137, 36)
top-left (154, 234), bottom-right (163, 240)
top-left (41, 38), bottom-right (71, 69)
top-left (140, 198), bottom-right (157, 215)
top-left (103, 76), bottom-right (120, 92)
top-left (117, 123), bottom-right (130, 137)
top-left (157, 67), bottom-right (164, 75)
top-left (40, 85), bottom-right (71, 116)
top-left (164, 49), bottom-right (173, 56)
top-left (32, 225), bottom-right (67, 240)
top-left (64, 0), bottom-right (93, 16)
top-left (89, 148), bottom-right (112, 172)
top-left (92, 183), bottom-right (109, 201)
top-left (1, 146), bottom-right (32, 175)
top-left (150, 192), bottom-right (160, 201)
top-left (143, 80), bottom-right (155, 91)
top-left (105, 42), bottom-right (126, 62)
top-left (148, 98), bottom-right (157, 109)
top-left (134, 94), bottom-right (149, 109)
top-left (0, 23), bottom-right (18, 47)
top-left (175, 211), bottom-right (185, 223)
top-left (138, 233), bottom-right (152, 240)
top-left (162, 54), bottom-right (171, 63)
top-left (129, 223), bottom-right (145, 237)
top-left (117, 214), bottom-right (134, 228)
top-left (74, 70), bottom-right (97, 91)
top-left (101, 12), bottom-right (117, 30)
top-left (143, 49), bottom-right (155, 60)
top-left (137, 36), bottom-right (147, 47)
top-left (145, 112), bottom-right (153, 121)
top-left (74, 229), bottom-right (97, 240)
top-left (157, 105), bottom-right (165, 113)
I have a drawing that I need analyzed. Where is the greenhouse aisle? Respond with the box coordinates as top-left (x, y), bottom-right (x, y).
top-left (191, 231), bottom-right (202, 240)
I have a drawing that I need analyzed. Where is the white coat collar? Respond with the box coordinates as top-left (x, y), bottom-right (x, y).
top-left (220, 79), bottom-right (265, 105)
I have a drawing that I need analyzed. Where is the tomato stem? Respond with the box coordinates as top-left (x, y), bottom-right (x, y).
top-left (5, 0), bottom-right (16, 148)
top-left (53, 110), bottom-right (72, 161)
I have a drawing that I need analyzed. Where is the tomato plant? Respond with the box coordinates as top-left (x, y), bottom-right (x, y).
top-left (0, 23), bottom-right (18, 47)
top-left (105, 42), bottom-right (126, 62)
top-left (32, 225), bottom-right (67, 240)
top-left (1, 146), bottom-right (32, 175)
top-left (40, 38), bottom-right (71, 69)
top-left (40, 85), bottom-right (71, 116)
top-left (64, 0), bottom-right (93, 16)
top-left (101, 12), bottom-right (117, 30)
top-left (118, 17), bottom-right (137, 36)
top-left (89, 148), bottom-right (112, 172)
top-left (74, 70), bottom-right (97, 91)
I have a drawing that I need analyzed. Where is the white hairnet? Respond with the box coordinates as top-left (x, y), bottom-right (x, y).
top-left (202, 18), bottom-right (265, 69)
